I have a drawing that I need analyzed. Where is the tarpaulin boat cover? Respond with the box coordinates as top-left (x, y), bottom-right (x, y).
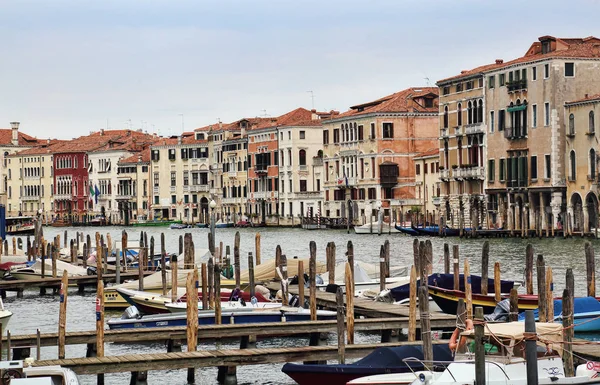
top-left (518, 296), bottom-right (600, 320)
top-left (390, 273), bottom-right (515, 301)
top-left (239, 258), bottom-right (326, 282)
top-left (282, 344), bottom-right (453, 385)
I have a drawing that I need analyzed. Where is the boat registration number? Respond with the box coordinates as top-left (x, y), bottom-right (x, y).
top-left (156, 321), bottom-right (169, 327)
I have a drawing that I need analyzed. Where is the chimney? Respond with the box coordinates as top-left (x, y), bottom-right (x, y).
top-left (461, 70), bottom-right (467, 74)
top-left (178, 136), bottom-right (182, 145)
top-left (10, 122), bottom-right (19, 146)
top-left (138, 155), bottom-right (142, 162)
top-left (586, 93), bottom-right (589, 99)
top-left (495, 59), bottom-right (504, 64)
top-left (100, 129), bottom-right (105, 136)
top-left (311, 109), bottom-right (318, 120)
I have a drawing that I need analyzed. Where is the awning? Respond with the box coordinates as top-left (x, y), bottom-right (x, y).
top-left (507, 104), bottom-right (527, 112)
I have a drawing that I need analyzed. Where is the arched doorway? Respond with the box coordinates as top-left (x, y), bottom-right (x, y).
top-left (585, 192), bottom-right (599, 232)
top-left (200, 197), bottom-right (209, 224)
top-left (570, 193), bottom-right (584, 232)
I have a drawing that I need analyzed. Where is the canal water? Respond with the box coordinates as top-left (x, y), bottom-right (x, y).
top-left (5, 226), bottom-right (600, 384)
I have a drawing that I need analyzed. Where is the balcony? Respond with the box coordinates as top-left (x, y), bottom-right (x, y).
top-left (454, 166), bottom-right (484, 180)
top-left (504, 126), bottom-right (527, 140)
top-left (189, 185), bottom-right (210, 192)
top-left (453, 126), bottom-right (463, 136)
top-left (336, 176), bottom-right (356, 188)
top-left (22, 195), bottom-right (39, 202)
top-left (54, 193), bottom-right (72, 201)
top-left (252, 191), bottom-right (266, 200)
top-left (312, 157), bottom-right (323, 167)
top-left (183, 185), bottom-right (190, 192)
top-left (441, 128), bottom-right (448, 138)
top-left (227, 171), bottom-right (237, 178)
top-left (255, 164), bottom-right (269, 175)
top-left (506, 79), bottom-right (527, 93)
top-left (299, 165), bottom-right (307, 172)
top-left (440, 169), bottom-right (450, 180)
top-left (432, 196), bottom-right (441, 206)
top-left (222, 197), bottom-right (244, 205)
top-left (170, 186), bottom-right (176, 193)
top-left (153, 186), bottom-right (159, 194)
top-left (465, 123), bottom-right (484, 135)
top-left (116, 193), bottom-right (133, 201)
top-left (295, 191), bottom-right (323, 200)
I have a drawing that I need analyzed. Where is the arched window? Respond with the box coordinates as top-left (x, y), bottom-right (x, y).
top-left (299, 149), bottom-right (306, 166)
top-left (590, 111), bottom-right (595, 134)
top-left (457, 138), bottom-right (463, 166)
top-left (443, 106), bottom-right (449, 129)
top-left (591, 149), bottom-right (597, 178)
top-left (467, 102), bottom-right (473, 125)
top-left (477, 100), bottom-right (483, 124)
top-left (570, 150), bottom-right (576, 180)
top-left (569, 113), bottom-right (575, 135)
top-left (457, 103), bottom-right (462, 126)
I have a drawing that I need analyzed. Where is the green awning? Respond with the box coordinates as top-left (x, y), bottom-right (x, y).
top-left (507, 104), bottom-right (527, 112)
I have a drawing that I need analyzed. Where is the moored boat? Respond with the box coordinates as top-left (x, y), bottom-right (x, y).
top-left (518, 296), bottom-right (600, 333)
top-left (107, 307), bottom-right (337, 329)
top-left (165, 300), bottom-right (281, 313)
top-left (354, 222), bottom-right (401, 234)
top-left (394, 225), bottom-right (419, 236)
top-left (6, 216), bottom-right (35, 236)
top-left (428, 285), bottom-right (538, 315)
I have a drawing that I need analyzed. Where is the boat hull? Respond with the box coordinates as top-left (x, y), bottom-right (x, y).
top-left (428, 285), bottom-right (538, 315)
top-left (354, 223), bottom-right (401, 234)
top-left (108, 309), bottom-right (336, 329)
top-left (394, 225), bottom-right (419, 236)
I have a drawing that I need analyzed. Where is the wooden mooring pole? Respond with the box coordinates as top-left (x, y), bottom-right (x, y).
top-left (96, 281), bottom-right (105, 385)
top-left (336, 286), bottom-right (345, 364)
top-left (419, 285), bottom-right (432, 362)
top-left (536, 254), bottom-right (546, 323)
top-left (345, 262), bottom-right (354, 345)
top-left (255, 232), bottom-right (261, 266)
top-left (186, 269), bottom-right (199, 383)
top-left (525, 244), bottom-right (534, 295)
top-left (585, 242), bottom-right (596, 297)
top-left (464, 259), bottom-right (472, 319)
top-left (58, 270), bottom-right (68, 359)
top-left (408, 265), bottom-right (417, 342)
top-left (309, 241), bottom-right (317, 321)
top-left (452, 245), bottom-right (459, 290)
top-left (481, 241), bottom-right (489, 296)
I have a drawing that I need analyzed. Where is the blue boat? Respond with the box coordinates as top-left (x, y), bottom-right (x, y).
top-left (411, 225), bottom-right (440, 236)
top-left (518, 296), bottom-right (600, 333)
top-left (389, 273), bottom-right (515, 302)
top-left (195, 223), bottom-right (208, 228)
top-left (107, 308), bottom-right (337, 329)
top-left (394, 225), bottom-right (419, 236)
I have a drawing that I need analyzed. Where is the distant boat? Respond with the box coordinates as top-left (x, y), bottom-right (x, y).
top-left (195, 223), bottom-right (208, 228)
top-left (215, 220), bottom-right (234, 228)
top-left (169, 223), bottom-right (191, 229)
top-left (6, 216), bottom-right (35, 236)
top-left (394, 224), bottom-right (419, 236)
top-left (354, 222), bottom-right (401, 234)
top-left (133, 215), bottom-right (182, 227)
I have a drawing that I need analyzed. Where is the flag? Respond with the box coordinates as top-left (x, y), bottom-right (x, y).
top-left (343, 169), bottom-right (348, 187)
top-left (94, 185), bottom-right (100, 204)
top-left (89, 184), bottom-right (94, 197)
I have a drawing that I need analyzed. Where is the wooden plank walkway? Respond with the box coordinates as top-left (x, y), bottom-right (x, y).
top-left (0, 271), bottom-right (152, 292)
top-left (268, 283), bottom-right (455, 323)
top-left (31, 341), bottom-right (448, 375)
top-left (5, 317), bottom-right (457, 348)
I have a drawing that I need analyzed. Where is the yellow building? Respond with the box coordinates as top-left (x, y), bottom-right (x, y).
top-left (116, 149), bottom-right (151, 224)
top-left (221, 121), bottom-right (248, 222)
top-left (413, 149), bottom-right (441, 221)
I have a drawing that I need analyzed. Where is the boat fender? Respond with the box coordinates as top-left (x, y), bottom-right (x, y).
top-left (448, 319), bottom-right (473, 352)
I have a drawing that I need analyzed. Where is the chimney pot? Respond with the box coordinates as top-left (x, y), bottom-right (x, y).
top-left (586, 93), bottom-right (589, 99)
top-left (461, 70), bottom-right (467, 74)
top-left (10, 121), bottom-right (19, 146)
top-left (495, 59), bottom-right (504, 64)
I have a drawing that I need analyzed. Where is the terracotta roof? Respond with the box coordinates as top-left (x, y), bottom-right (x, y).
top-left (249, 107), bottom-right (327, 130)
top-left (0, 129), bottom-right (41, 146)
top-left (438, 35), bottom-right (600, 84)
top-left (414, 148), bottom-right (440, 159)
top-left (334, 87), bottom-right (439, 119)
top-left (565, 93), bottom-right (600, 105)
top-left (119, 148), bottom-right (151, 164)
top-left (10, 140), bottom-right (66, 156)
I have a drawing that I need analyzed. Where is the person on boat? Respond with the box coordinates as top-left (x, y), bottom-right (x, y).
top-left (449, 319), bottom-right (473, 354)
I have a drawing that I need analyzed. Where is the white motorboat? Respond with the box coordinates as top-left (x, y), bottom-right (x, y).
top-left (9, 259), bottom-right (88, 281)
top-left (165, 300), bottom-right (282, 313)
top-left (347, 372), bottom-right (420, 384)
top-left (0, 360), bottom-right (79, 384)
top-left (354, 222), bottom-right (401, 234)
top-left (366, 322), bottom-right (600, 385)
top-left (0, 298), bottom-right (12, 333)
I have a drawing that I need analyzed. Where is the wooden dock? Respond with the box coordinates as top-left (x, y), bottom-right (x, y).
top-left (0, 271), bottom-right (152, 297)
top-left (30, 341), bottom-right (447, 375)
top-left (267, 283), bottom-right (455, 323)
top-left (4, 317), bottom-right (456, 348)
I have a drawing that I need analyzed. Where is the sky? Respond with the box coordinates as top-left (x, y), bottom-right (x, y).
top-left (0, 0), bottom-right (599, 139)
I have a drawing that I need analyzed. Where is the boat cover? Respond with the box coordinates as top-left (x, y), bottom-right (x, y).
top-left (239, 258), bottom-right (326, 282)
top-left (390, 273), bottom-right (514, 301)
top-left (282, 344), bottom-right (453, 384)
top-left (518, 296), bottom-right (600, 320)
top-left (461, 321), bottom-right (563, 357)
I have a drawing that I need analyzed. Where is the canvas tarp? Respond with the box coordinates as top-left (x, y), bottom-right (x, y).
top-left (239, 258), bottom-right (326, 282)
top-left (109, 269), bottom-right (238, 291)
top-left (462, 321), bottom-right (564, 357)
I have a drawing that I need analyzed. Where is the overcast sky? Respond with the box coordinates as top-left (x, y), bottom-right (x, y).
top-left (1, 0), bottom-right (598, 139)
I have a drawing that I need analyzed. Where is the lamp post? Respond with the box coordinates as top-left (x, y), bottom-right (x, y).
top-left (209, 199), bottom-right (217, 254)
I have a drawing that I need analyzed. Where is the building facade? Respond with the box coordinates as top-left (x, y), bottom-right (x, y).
top-left (485, 36), bottom-right (600, 233)
top-left (221, 124), bottom-right (248, 222)
top-left (413, 149), bottom-right (441, 221)
top-left (322, 88), bottom-right (439, 225)
top-left (116, 150), bottom-right (151, 225)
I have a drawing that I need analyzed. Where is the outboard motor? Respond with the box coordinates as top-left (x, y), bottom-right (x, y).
top-left (86, 266), bottom-right (97, 276)
top-left (484, 298), bottom-right (511, 321)
top-left (375, 289), bottom-right (394, 303)
top-left (121, 306), bottom-right (142, 320)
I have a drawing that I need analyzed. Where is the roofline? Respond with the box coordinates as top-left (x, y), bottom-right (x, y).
top-left (323, 112), bottom-right (438, 124)
top-left (565, 98), bottom-right (600, 107)
top-left (150, 143), bottom-right (209, 150)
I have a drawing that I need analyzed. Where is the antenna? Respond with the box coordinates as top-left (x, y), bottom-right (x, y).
top-left (307, 91), bottom-right (315, 109)
top-left (260, 110), bottom-right (268, 117)
top-left (424, 77), bottom-right (431, 86)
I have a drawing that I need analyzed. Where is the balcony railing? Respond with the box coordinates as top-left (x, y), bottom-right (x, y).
top-left (54, 193), bottom-right (72, 201)
top-left (189, 185), bottom-right (210, 192)
top-left (153, 186), bottom-right (159, 194)
top-left (336, 176), bottom-right (356, 188)
top-left (252, 191), bottom-right (266, 200)
top-left (465, 123), bottom-right (484, 135)
top-left (454, 166), bottom-right (484, 180)
top-left (222, 197), bottom-right (243, 205)
top-left (441, 128), bottom-right (448, 138)
top-left (440, 169), bottom-right (450, 179)
top-left (22, 195), bottom-right (39, 202)
top-left (255, 164), bottom-right (269, 174)
top-left (295, 191), bottom-right (323, 199)
top-left (312, 157), bottom-right (323, 167)
top-left (506, 79), bottom-right (527, 92)
top-left (170, 185), bottom-right (176, 193)
top-left (432, 196), bottom-right (441, 206)
top-left (299, 165), bottom-right (307, 171)
top-left (227, 171), bottom-right (237, 178)
top-left (116, 193), bottom-right (133, 201)
top-left (504, 126), bottom-right (528, 140)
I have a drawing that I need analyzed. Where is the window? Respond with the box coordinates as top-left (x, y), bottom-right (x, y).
top-left (299, 180), bottom-right (307, 192)
top-left (591, 149), bottom-right (597, 178)
top-left (299, 149), bottom-right (306, 166)
top-left (443, 106), bottom-right (448, 129)
top-left (488, 75), bottom-right (495, 88)
top-left (499, 109), bottom-right (505, 131)
top-left (457, 103), bottom-right (462, 126)
top-left (466, 80), bottom-right (473, 90)
top-left (568, 113), bottom-right (575, 135)
top-left (424, 163), bottom-right (428, 174)
top-left (333, 128), bottom-right (340, 143)
top-left (590, 111), bottom-right (595, 134)
top-left (544, 64), bottom-right (549, 79)
top-left (425, 98), bottom-right (434, 108)
top-left (532, 105), bottom-right (537, 128)
top-left (382, 123), bottom-right (393, 139)
top-left (288, 131), bottom-right (291, 140)
top-left (456, 83), bottom-right (463, 92)
top-left (171, 195), bottom-right (176, 204)
top-left (545, 155), bottom-right (551, 179)
top-left (170, 172), bottom-right (176, 186)
top-left (570, 150), bottom-right (576, 181)
top-left (323, 130), bottom-right (329, 144)
top-left (488, 159), bottom-right (495, 182)
top-left (532, 67), bottom-right (537, 81)
top-left (565, 62), bottom-right (575, 77)
top-left (370, 123), bottom-right (375, 139)
top-left (544, 103), bottom-right (550, 126)
top-left (489, 111), bottom-right (495, 133)
top-left (415, 164), bottom-right (420, 175)
top-left (478, 78), bottom-right (483, 88)
top-left (499, 73), bottom-right (505, 86)
top-left (358, 125), bottom-right (364, 140)
top-left (443, 86), bottom-right (449, 95)
top-left (499, 159), bottom-right (506, 182)
top-left (530, 156), bottom-right (537, 180)
top-left (299, 131), bottom-right (305, 139)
